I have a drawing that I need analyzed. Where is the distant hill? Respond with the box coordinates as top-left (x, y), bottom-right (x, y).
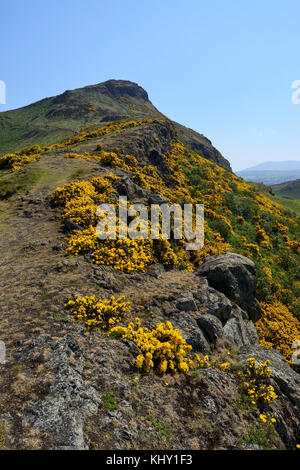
top-left (272, 178), bottom-right (300, 199)
top-left (241, 161), bottom-right (300, 171)
top-left (237, 161), bottom-right (300, 184)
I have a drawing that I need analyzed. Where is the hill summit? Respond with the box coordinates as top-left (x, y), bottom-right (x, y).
top-left (0, 79), bottom-right (231, 172)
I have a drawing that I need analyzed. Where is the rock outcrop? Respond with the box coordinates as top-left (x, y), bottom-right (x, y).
top-left (197, 252), bottom-right (262, 322)
top-left (26, 336), bottom-right (100, 450)
top-left (169, 253), bottom-right (262, 350)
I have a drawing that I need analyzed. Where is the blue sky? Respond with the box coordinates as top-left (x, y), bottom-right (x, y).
top-left (1, 0), bottom-right (300, 171)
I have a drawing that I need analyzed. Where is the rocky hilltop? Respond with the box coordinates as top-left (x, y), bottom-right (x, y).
top-left (0, 80), bottom-right (231, 172)
top-left (0, 81), bottom-right (299, 450)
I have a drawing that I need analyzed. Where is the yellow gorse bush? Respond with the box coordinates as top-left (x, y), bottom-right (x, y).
top-left (238, 358), bottom-right (278, 406)
top-left (54, 178), bottom-right (115, 228)
top-left (259, 412), bottom-right (276, 424)
top-left (111, 318), bottom-right (239, 375)
top-left (111, 318), bottom-right (193, 374)
top-left (0, 152), bottom-right (41, 171)
top-left (256, 302), bottom-right (300, 364)
top-left (54, 176), bottom-right (183, 272)
top-left (65, 295), bottom-right (131, 330)
top-left (54, 181), bottom-right (99, 206)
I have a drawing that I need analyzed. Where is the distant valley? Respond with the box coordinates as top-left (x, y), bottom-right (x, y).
top-left (237, 160), bottom-right (300, 184)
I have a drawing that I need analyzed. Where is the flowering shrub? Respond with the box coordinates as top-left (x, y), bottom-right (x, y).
top-left (0, 152), bottom-right (41, 171)
top-left (111, 319), bottom-right (235, 375)
top-left (65, 295), bottom-right (131, 330)
top-left (92, 238), bottom-right (156, 272)
top-left (238, 358), bottom-right (278, 406)
top-left (256, 302), bottom-right (300, 364)
top-left (259, 412), bottom-right (276, 424)
top-left (111, 318), bottom-right (193, 374)
top-left (54, 181), bottom-right (98, 206)
top-left (63, 196), bottom-right (98, 227)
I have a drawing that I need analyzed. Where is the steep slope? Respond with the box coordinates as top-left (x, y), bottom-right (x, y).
top-left (0, 80), bottom-right (231, 172)
top-left (0, 82), bottom-right (299, 450)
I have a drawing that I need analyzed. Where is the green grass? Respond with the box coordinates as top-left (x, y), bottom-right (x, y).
top-left (153, 419), bottom-right (172, 443)
top-left (101, 392), bottom-right (119, 411)
top-left (271, 180), bottom-right (300, 199)
top-left (239, 424), bottom-right (276, 450)
top-left (0, 168), bottom-right (47, 199)
top-left (0, 153), bottom-right (96, 201)
top-left (271, 194), bottom-right (300, 217)
top-left (249, 181), bottom-right (300, 216)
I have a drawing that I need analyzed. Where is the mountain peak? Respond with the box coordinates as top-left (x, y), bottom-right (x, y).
top-left (0, 79), bottom-right (231, 172)
top-left (60, 79), bottom-right (150, 102)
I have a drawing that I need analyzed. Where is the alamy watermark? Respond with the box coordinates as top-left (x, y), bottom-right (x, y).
top-left (0, 80), bottom-right (6, 104)
top-left (96, 197), bottom-right (204, 251)
top-left (291, 80), bottom-right (300, 104)
top-left (0, 340), bottom-right (5, 364)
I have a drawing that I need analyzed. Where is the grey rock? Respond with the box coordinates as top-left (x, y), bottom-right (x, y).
top-left (117, 176), bottom-right (167, 204)
top-left (146, 192), bottom-right (167, 205)
top-left (117, 176), bottom-right (138, 199)
top-left (170, 312), bottom-right (210, 354)
top-left (197, 252), bottom-right (261, 322)
top-left (27, 336), bottom-right (100, 450)
top-left (114, 426), bottom-right (138, 442)
top-left (120, 400), bottom-right (133, 411)
top-left (176, 294), bottom-right (197, 312)
top-left (195, 285), bottom-right (232, 323)
top-left (147, 263), bottom-right (165, 278)
top-left (242, 444), bottom-right (261, 450)
top-left (203, 396), bottom-right (218, 414)
top-left (197, 314), bottom-right (223, 343)
top-left (99, 417), bottom-right (113, 431)
top-left (55, 446), bottom-right (79, 450)
top-left (223, 316), bottom-right (259, 347)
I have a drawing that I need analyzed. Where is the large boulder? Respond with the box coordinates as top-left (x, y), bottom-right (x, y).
top-left (197, 252), bottom-right (261, 322)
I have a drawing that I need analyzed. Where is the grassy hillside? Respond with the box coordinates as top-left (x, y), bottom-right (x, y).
top-left (272, 179), bottom-right (300, 199)
top-left (249, 181), bottom-right (300, 216)
top-left (1, 111), bottom-right (299, 364)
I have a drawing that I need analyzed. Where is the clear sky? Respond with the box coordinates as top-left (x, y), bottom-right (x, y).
top-left (1, 0), bottom-right (300, 171)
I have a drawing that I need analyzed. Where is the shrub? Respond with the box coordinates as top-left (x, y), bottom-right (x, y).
top-left (256, 302), bottom-right (300, 364)
top-left (54, 181), bottom-right (98, 206)
top-left (111, 318), bottom-right (193, 374)
top-left (65, 295), bottom-right (131, 330)
top-left (238, 358), bottom-right (278, 407)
